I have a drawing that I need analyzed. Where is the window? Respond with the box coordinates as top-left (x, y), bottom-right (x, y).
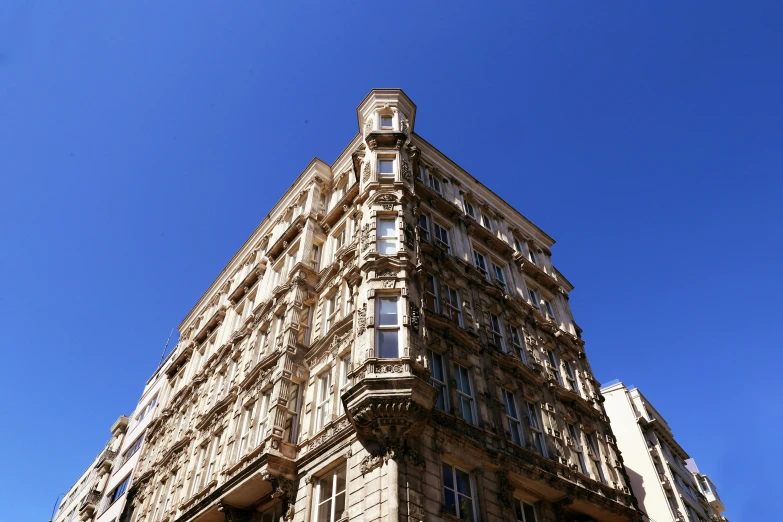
top-left (489, 313), bottom-right (505, 350)
top-left (205, 432), bottom-right (224, 483)
top-left (564, 360), bottom-right (579, 395)
top-left (528, 247), bottom-right (538, 265)
top-left (427, 349), bottom-right (448, 411)
top-left (434, 222), bottom-right (451, 252)
top-left (442, 463), bottom-right (475, 522)
top-left (257, 392), bottom-right (271, 445)
top-left (260, 504), bottom-right (283, 522)
top-left (283, 383), bottom-right (302, 444)
top-left (509, 326), bottom-right (527, 363)
top-left (314, 465), bottom-right (347, 522)
top-left (503, 389), bottom-right (523, 446)
top-left (473, 251), bottom-right (488, 274)
top-left (443, 285), bottom-right (462, 326)
top-left (311, 244), bottom-right (321, 272)
top-left (238, 402), bottom-right (256, 456)
top-left (377, 296), bottom-right (400, 358)
top-left (514, 498), bottom-right (538, 522)
top-left (492, 263), bottom-right (507, 290)
top-left (337, 355), bottom-right (351, 416)
top-left (191, 444), bottom-right (207, 495)
top-left (513, 237), bottom-right (524, 253)
top-left (527, 289), bottom-right (540, 312)
top-left (108, 475), bottom-right (131, 504)
top-left (463, 199), bottom-right (476, 219)
top-left (122, 435), bottom-right (144, 464)
top-left (547, 350), bottom-right (563, 385)
top-left (418, 214), bottom-right (430, 241)
top-left (376, 217), bottom-right (397, 254)
top-left (378, 158), bottom-right (395, 182)
top-left (454, 364), bottom-right (476, 425)
top-left (481, 213), bottom-right (493, 231)
top-left (319, 192), bottom-right (328, 212)
top-left (424, 275), bottom-right (439, 313)
top-left (585, 433), bottom-right (607, 484)
top-left (315, 372), bottom-right (332, 432)
top-left (326, 292), bottom-right (341, 331)
top-left (428, 173), bottom-right (442, 194)
top-left (568, 424), bottom-right (589, 476)
top-left (380, 114), bottom-right (393, 129)
top-left (543, 299), bottom-right (556, 321)
top-left (526, 402), bottom-right (547, 456)
top-left (417, 165), bottom-right (426, 181)
top-left (65, 510), bottom-right (76, 522)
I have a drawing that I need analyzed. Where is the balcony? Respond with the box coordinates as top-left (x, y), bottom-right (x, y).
top-left (78, 490), bottom-right (101, 519)
top-left (659, 473), bottom-right (672, 489)
top-left (95, 448), bottom-right (117, 473)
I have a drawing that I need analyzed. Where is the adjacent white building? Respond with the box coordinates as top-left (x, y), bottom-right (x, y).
top-left (600, 381), bottom-right (728, 522)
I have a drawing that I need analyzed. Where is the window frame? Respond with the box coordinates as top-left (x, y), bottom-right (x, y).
top-left (434, 222), bottom-right (451, 253)
top-left (546, 349), bottom-right (564, 386)
top-left (417, 213), bottom-right (431, 241)
top-left (567, 423), bottom-right (589, 477)
top-left (313, 464), bottom-right (348, 522)
top-left (473, 250), bottom-right (488, 275)
top-left (376, 216), bottom-right (398, 255)
top-left (315, 372), bottom-right (332, 432)
top-left (377, 157), bottom-right (395, 182)
top-left (492, 262), bottom-right (507, 290)
top-left (563, 359), bottom-right (580, 395)
top-left (454, 364), bottom-right (477, 425)
top-left (424, 275), bottom-right (439, 313)
top-left (443, 285), bottom-right (463, 327)
top-left (427, 349), bottom-right (449, 411)
top-left (442, 462), bottom-right (476, 522)
top-left (489, 313), bottom-right (505, 351)
top-left (380, 114), bottom-right (393, 129)
top-left (503, 389), bottom-right (524, 446)
top-left (514, 498), bottom-right (538, 522)
top-left (376, 295), bottom-right (401, 358)
top-left (527, 288), bottom-right (541, 312)
top-left (337, 354), bottom-right (352, 416)
top-left (509, 325), bottom-right (527, 363)
top-left (526, 402), bottom-right (547, 457)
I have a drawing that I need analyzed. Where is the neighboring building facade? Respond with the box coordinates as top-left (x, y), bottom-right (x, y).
top-left (684, 459), bottom-right (726, 520)
top-left (52, 416), bottom-right (129, 522)
top-left (93, 364), bottom-right (169, 522)
top-left (59, 89), bottom-right (644, 522)
top-left (600, 381), bottom-right (728, 522)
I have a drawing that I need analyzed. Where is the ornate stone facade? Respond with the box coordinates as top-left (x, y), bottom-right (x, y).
top-left (59, 90), bottom-right (644, 522)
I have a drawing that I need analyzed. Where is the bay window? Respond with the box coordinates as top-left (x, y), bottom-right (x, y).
top-left (378, 157), bottom-right (395, 182)
top-left (256, 392), bottom-right (271, 445)
top-left (337, 355), bottom-right (351, 416)
top-left (283, 383), bottom-right (302, 444)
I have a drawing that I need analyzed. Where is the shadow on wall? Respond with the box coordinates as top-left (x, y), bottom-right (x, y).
top-left (624, 464), bottom-right (647, 513)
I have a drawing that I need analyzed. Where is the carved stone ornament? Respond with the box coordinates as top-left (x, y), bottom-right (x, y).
top-left (409, 303), bottom-right (420, 332)
top-left (364, 118), bottom-right (373, 136)
top-left (400, 159), bottom-right (411, 180)
top-left (363, 161), bottom-right (371, 182)
top-left (357, 303), bottom-right (367, 334)
top-left (361, 223), bottom-right (372, 252)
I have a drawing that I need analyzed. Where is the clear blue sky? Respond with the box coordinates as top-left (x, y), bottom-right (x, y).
top-left (1, 2), bottom-right (780, 521)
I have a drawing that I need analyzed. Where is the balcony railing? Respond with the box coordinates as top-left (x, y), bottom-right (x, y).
top-left (95, 448), bottom-right (118, 470)
top-left (79, 490), bottom-right (102, 512)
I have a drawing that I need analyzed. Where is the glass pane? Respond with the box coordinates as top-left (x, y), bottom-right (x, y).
top-left (431, 352), bottom-right (443, 380)
top-left (460, 496), bottom-right (474, 522)
top-left (378, 160), bottom-right (394, 174)
top-left (435, 384), bottom-right (446, 410)
top-left (443, 489), bottom-right (457, 517)
top-left (317, 497), bottom-right (332, 522)
top-left (378, 298), bottom-right (398, 325)
top-left (455, 469), bottom-right (471, 496)
top-left (381, 116), bottom-right (393, 128)
top-left (377, 219), bottom-right (396, 236)
top-left (334, 492), bottom-right (346, 520)
top-left (377, 330), bottom-right (399, 358)
top-left (515, 499), bottom-right (524, 521)
top-left (377, 239), bottom-right (396, 255)
top-left (442, 464), bottom-right (454, 489)
top-left (335, 466), bottom-right (347, 493)
top-left (460, 397), bottom-right (473, 423)
top-left (523, 502), bottom-right (537, 522)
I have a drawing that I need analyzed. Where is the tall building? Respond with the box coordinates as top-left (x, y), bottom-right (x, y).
top-left (58, 89), bottom-right (643, 522)
top-left (600, 381), bottom-right (728, 522)
top-left (51, 415), bottom-right (128, 522)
